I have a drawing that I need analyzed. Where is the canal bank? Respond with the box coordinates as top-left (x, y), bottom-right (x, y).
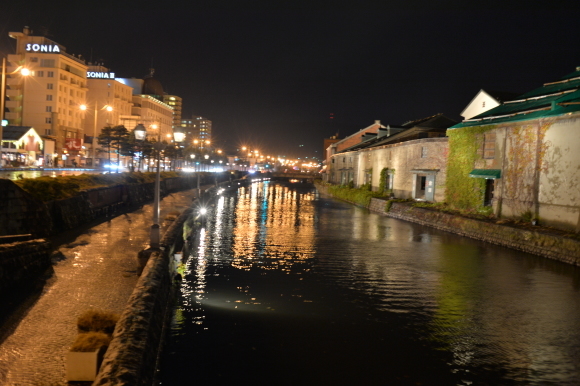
top-left (315, 183), bottom-right (580, 266)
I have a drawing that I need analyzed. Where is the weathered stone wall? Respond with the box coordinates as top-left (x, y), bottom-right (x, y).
top-left (0, 175), bottom-right (204, 237)
top-left (369, 198), bottom-right (580, 266)
top-left (0, 239), bottom-right (52, 293)
top-left (92, 205), bottom-right (194, 386)
top-left (0, 179), bottom-right (52, 238)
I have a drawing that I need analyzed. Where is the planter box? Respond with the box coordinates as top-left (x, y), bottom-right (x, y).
top-left (66, 346), bottom-right (106, 381)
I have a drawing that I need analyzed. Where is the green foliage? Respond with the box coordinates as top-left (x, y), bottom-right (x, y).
top-left (14, 171), bottom-right (179, 201)
top-left (70, 332), bottom-right (111, 352)
top-left (77, 309), bottom-right (120, 335)
top-left (384, 198), bottom-right (410, 212)
top-left (378, 168), bottom-right (388, 194)
top-left (329, 184), bottom-right (386, 207)
top-left (360, 183), bottom-right (371, 191)
top-left (445, 126), bottom-right (492, 210)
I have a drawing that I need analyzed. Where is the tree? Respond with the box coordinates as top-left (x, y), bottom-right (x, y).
top-left (97, 125), bottom-right (129, 170)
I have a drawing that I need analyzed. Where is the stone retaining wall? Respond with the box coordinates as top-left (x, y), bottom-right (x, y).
top-left (371, 198), bottom-right (580, 266)
top-left (316, 183), bottom-right (580, 266)
top-left (0, 176), bottom-right (206, 237)
top-left (0, 239), bottom-right (52, 293)
top-left (92, 181), bottom-right (238, 386)
top-left (92, 205), bottom-right (195, 386)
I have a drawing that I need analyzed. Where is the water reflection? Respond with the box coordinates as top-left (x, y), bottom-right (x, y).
top-left (163, 182), bottom-right (580, 386)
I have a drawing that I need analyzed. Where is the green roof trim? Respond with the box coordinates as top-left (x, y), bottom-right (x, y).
top-left (469, 169), bottom-right (501, 179)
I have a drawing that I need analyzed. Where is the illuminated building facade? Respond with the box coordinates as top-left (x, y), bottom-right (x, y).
top-left (117, 72), bottom-right (173, 141)
top-left (83, 64), bottom-right (133, 165)
top-left (180, 115), bottom-right (212, 148)
top-left (6, 27), bottom-right (88, 165)
top-left (163, 95), bottom-right (182, 130)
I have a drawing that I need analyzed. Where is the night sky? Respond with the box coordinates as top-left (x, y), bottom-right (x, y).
top-left (1, 2), bottom-right (580, 159)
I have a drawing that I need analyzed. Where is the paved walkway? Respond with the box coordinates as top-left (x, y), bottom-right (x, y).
top-left (0, 189), bottom-right (199, 385)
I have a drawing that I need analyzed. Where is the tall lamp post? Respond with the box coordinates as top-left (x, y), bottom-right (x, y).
top-left (135, 123), bottom-right (163, 249)
top-left (173, 131), bottom-right (185, 170)
top-left (80, 103), bottom-right (112, 168)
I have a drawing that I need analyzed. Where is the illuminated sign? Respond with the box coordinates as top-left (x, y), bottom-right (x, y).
top-left (65, 138), bottom-right (83, 151)
top-left (87, 72), bottom-right (116, 79)
top-left (25, 43), bottom-right (60, 53)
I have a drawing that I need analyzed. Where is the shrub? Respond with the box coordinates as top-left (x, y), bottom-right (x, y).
top-left (70, 332), bottom-right (111, 352)
top-left (77, 309), bottom-right (119, 335)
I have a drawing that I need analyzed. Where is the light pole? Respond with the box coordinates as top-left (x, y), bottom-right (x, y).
top-left (80, 103), bottom-right (112, 168)
top-left (173, 131), bottom-right (185, 170)
top-left (135, 123), bottom-right (163, 249)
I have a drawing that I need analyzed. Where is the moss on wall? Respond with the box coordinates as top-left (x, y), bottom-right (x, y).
top-left (445, 126), bottom-right (494, 210)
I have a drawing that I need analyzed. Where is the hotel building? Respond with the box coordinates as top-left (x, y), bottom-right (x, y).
top-left (6, 27), bottom-right (88, 165)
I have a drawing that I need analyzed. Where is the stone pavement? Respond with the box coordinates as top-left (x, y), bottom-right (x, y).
top-left (0, 189), bottom-right (199, 386)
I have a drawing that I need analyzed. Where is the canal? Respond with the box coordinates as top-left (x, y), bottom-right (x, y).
top-left (160, 181), bottom-right (580, 385)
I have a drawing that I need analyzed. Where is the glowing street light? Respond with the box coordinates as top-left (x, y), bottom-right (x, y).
top-left (135, 123), bottom-right (163, 249)
top-left (80, 103), bottom-right (112, 168)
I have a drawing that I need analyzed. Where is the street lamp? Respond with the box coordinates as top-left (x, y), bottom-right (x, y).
top-left (173, 131), bottom-right (185, 170)
top-left (80, 103), bottom-right (112, 168)
top-left (135, 123), bottom-right (163, 249)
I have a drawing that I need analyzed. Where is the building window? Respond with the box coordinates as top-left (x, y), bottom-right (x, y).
top-left (46, 106), bottom-right (52, 112)
top-left (36, 71), bottom-right (44, 77)
top-left (47, 71), bottom-right (54, 77)
top-left (482, 101), bottom-right (486, 108)
top-left (47, 83), bottom-right (53, 90)
top-left (46, 94), bottom-right (52, 101)
top-left (421, 147), bottom-right (428, 158)
top-left (30, 57), bottom-right (38, 62)
top-left (45, 129), bottom-right (52, 136)
top-left (45, 117), bottom-right (52, 124)
top-left (40, 59), bottom-right (55, 67)
top-left (483, 133), bottom-right (495, 159)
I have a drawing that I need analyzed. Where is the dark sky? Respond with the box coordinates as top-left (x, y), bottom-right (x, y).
top-left (2, 1), bottom-right (580, 159)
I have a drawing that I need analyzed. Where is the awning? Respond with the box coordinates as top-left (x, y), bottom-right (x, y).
top-left (469, 169), bottom-right (501, 179)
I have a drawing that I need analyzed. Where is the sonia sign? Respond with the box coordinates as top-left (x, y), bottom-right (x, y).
top-left (86, 72), bottom-right (116, 79)
top-left (25, 44), bottom-right (61, 53)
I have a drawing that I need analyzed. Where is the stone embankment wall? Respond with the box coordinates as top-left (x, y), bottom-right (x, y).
top-left (0, 175), bottom-right (208, 238)
top-left (369, 199), bottom-right (580, 266)
top-left (93, 182), bottom-right (233, 386)
top-left (317, 183), bottom-right (580, 266)
top-left (0, 239), bottom-right (52, 293)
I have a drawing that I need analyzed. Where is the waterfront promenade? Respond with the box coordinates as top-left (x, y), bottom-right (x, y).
top-left (0, 188), bottom-right (198, 386)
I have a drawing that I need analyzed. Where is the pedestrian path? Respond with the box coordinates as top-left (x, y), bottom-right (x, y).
top-left (0, 189), bottom-right (198, 385)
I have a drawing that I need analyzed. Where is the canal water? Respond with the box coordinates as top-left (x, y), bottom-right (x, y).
top-left (160, 181), bottom-right (580, 386)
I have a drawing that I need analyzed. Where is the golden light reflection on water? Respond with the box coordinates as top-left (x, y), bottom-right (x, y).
top-left (231, 182), bottom-right (316, 272)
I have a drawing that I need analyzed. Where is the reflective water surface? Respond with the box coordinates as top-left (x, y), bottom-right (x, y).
top-left (160, 181), bottom-right (580, 385)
